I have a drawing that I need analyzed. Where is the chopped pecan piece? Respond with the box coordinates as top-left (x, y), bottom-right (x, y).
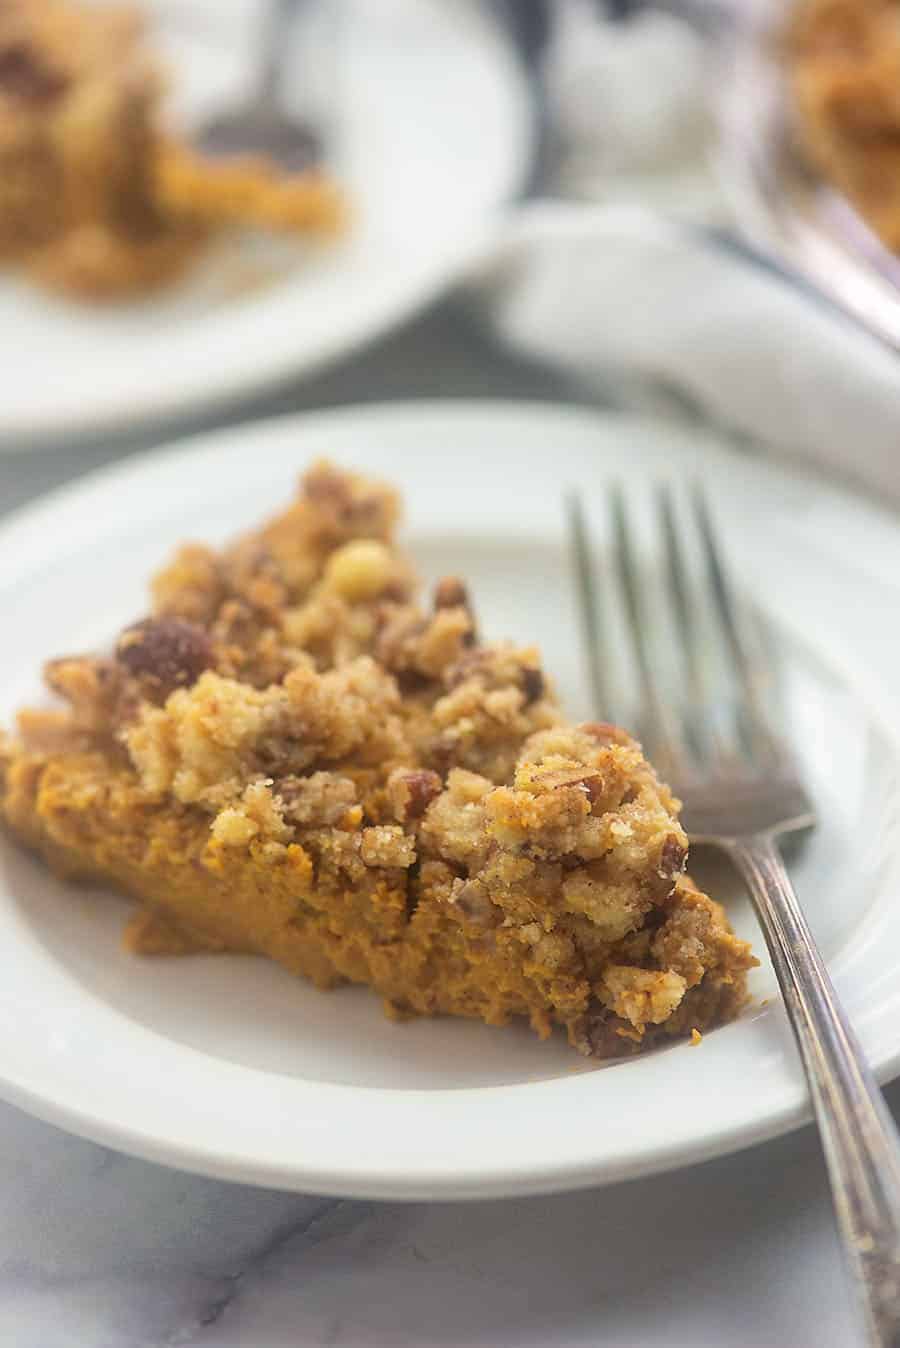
top-left (450, 878), bottom-right (497, 927)
top-left (116, 617), bottom-right (213, 695)
top-left (433, 576), bottom-right (476, 643)
top-left (434, 577), bottom-right (467, 610)
top-left (575, 1007), bottom-right (641, 1058)
top-left (521, 666), bottom-right (545, 705)
top-left (658, 834), bottom-right (687, 880)
top-left (303, 461), bottom-right (353, 508)
top-left (0, 43), bottom-right (67, 104)
top-left (444, 647), bottom-right (488, 689)
top-left (374, 609), bottom-right (427, 671)
top-left (387, 768), bottom-right (443, 823)
top-left (530, 765), bottom-right (604, 801)
top-left (580, 721), bottom-right (631, 747)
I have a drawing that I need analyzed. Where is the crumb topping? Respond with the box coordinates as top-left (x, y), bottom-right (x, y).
top-left (1, 460), bottom-right (756, 1056)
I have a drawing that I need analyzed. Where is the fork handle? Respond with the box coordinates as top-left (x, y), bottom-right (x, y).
top-left (259, 0), bottom-right (301, 103)
top-left (730, 834), bottom-right (900, 1347)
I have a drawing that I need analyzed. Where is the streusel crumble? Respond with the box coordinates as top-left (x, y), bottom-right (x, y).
top-left (0, 0), bottom-right (343, 299)
top-left (0, 462), bottom-right (756, 1057)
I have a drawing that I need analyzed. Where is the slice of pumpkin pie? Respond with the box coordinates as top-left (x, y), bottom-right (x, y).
top-left (0, 461), bottom-right (756, 1057)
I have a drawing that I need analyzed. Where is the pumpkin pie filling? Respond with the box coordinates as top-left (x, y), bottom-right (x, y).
top-left (0, 461), bottom-right (756, 1057)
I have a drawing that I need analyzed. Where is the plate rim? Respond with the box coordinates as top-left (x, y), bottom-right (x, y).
top-left (3, 398), bottom-right (900, 1200)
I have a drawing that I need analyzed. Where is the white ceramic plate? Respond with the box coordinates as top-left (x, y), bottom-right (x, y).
top-left (2, 400), bottom-right (900, 1200)
top-left (0, 0), bottom-right (531, 446)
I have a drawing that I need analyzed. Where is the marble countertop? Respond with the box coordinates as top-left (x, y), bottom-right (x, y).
top-left (0, 308), bottom-right (885, 1348)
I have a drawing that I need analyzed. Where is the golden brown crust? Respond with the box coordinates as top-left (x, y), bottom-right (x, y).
top-left (1, 461), bottom-right (757, 1057)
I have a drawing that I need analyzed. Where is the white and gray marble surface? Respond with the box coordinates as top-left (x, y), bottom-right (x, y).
top-left (0, 306), bottom-right (890, 1348)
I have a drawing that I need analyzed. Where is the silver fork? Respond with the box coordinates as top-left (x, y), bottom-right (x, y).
top-left (568, 484), bottom-right (900, 1348)
top-left (195, 0), bottom-right (331, 172)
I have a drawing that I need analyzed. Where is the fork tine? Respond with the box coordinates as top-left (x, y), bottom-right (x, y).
top-left (565, 492), bottom-right (610, 719)
top-left (610, 486), bottom-right (685, 775)
top-left (657, 483), bottom-right (709, 766)
top-left (692, 485), bottom-right (779, 765)
top-left (657, 485), bottom-right (701, 701)
top-left (657, 484), bottom-right (738, 769)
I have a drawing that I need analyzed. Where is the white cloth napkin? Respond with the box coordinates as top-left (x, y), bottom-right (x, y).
top-left (475, 2), bottom-right (900, 501)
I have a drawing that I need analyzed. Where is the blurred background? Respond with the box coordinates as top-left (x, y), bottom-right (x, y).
top-left (4, 0), bottom-right (897, 509)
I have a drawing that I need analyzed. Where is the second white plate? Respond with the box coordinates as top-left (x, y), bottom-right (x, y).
top-left (0, 0), bottom-right (531, 446)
